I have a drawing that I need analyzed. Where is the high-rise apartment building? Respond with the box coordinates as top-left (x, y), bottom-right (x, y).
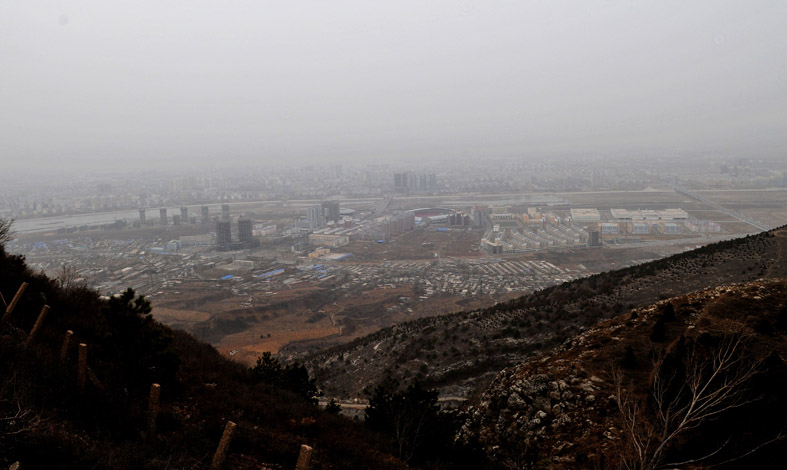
top-left (322, 201), bottom-right (341, 223)
top-left (306, 205), bottom-right (324, 229)
top-left (216, 221), bottom-right (231, 250)
top-left (238, 218), bottom-right (253, 243)
top-left (394, 172), bottom-right (436, 193)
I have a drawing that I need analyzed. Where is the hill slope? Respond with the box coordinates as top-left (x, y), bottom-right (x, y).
top-left (308, 228), bottom-right (787, 399)
top-left (460, 278), bottom-right (787, 468)
top-left (0, 244), bottom-right (406, 470)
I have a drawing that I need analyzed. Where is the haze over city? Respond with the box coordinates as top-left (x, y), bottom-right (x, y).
top-left (2, 0), bottom-right (786, 173)
top-left (5, 1), bottom-right (787, 469)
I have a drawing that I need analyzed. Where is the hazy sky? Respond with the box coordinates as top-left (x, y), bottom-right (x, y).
top-left (1, 1), bottom-right (786, 171)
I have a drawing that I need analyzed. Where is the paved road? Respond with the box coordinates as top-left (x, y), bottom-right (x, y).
top-left (373, 193), bottom-right (394, 217)
top-left (673, 186), bottom-right (769, 232)
top-left (603, 233), bottom-right (740, 250)
top-left (318, 396), bottom-right (468, 410)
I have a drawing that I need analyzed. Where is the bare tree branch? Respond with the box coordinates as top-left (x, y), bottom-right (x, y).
top-left (613, 334), bottom-right (772, 470)
top-left (1, 372), bottom-right (45, 438)
top-left (702, 428), bottom-right (787, 468)
top-left (56, 264), bottom-right (86, 292)
top-left (0, 218), bottom-right (13, 245)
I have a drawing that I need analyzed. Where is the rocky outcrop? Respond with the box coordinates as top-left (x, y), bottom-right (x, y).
top-left (461, 344), bottom-right (619, 465)
top-left (461, 278), bottom-right (787, 468)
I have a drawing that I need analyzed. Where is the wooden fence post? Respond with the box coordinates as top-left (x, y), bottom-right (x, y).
top-left (24, 305), bottom-right (50, 348)
top-left (60, 330), bottom-right (73, 362)
top-left (147, 383), bottom-right (161, 438)
top-left (1, 282), bottom-right (28, 322)
top-left (210, 420), bottom-right (236, 470)
top-left (295, 444), bottom-right (313, 470)
top-left (77, 343), bottom-right (87, 392)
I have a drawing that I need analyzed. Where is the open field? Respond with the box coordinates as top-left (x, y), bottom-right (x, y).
top-left (152, 307), bottom-right (212, 324)
top-left (343, 228), bottom-right (483, 261)
top-left (219, 323), bottom-right (341, 365)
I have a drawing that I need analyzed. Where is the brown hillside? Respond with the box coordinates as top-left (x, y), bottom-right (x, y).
top-left (461, 278), bottom-right (787, 469)
top-left (309, 227), bottom-right (787, 400)
top-left (0, 243), bottom-right (407, 470)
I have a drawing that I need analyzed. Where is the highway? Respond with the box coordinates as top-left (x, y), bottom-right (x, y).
top-left (602, 233), bottom-right (741, 251)
top-left (673, 186), bottom-right (769, 232)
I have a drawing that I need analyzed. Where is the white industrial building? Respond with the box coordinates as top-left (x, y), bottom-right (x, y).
top-left (570, 208), bottom-right (601, 223)
top-left (611, 208), bottom-right (688, 221)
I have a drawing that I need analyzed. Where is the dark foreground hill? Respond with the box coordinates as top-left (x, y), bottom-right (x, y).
top-left (308, 227), bottom-right (787, 399)
top-left (461, 278), bottom-right (787, 468)
top-left (0, 243), bottom-right (407, 469)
